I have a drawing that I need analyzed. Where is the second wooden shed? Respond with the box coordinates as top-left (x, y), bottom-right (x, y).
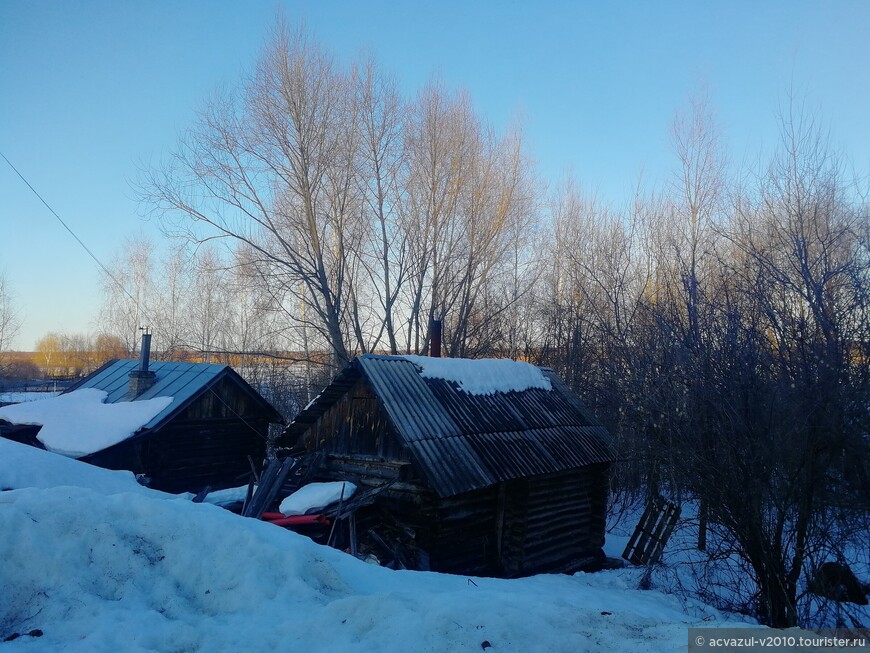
top-left (283, 354), bottom-right (617, 577)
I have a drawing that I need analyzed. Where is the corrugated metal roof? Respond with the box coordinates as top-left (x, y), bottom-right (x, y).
top-left (287, 354), bottom-right (617, 497)
top-left (64, 359), bottom-right (281, 431)
top-left (360, 356), bottom-right (462, 442)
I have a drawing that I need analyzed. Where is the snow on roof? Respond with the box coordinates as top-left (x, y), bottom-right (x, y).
top-left (400, 355), bottom-right (552, 395)
top-left (0, 388), bottom-right (173, 458)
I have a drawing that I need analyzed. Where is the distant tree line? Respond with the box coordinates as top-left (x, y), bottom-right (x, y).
top-left (91, 22), bottom-right (868, 628)
top-left (28, 332), bottom-right (128, 378)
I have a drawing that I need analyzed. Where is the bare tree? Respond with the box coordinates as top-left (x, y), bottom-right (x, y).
top-left (398, 80), bottom-right (469, 353)
top-left (665, 92), bottom-right (727, 547)
top-left (709, 104), bottom-right (870, 627)
top-left (529, 95), bottom-right (868, 628)
top-left (445, 124), bottom-right (537, 356)
top-left (638, 101), bottom-right (870, 628)
top-left (0, 272), bottom-right (22, 374)
top-left (142, 22), bottom-right (365, 367)
top-left (35, 332), bottom-right (63, 377)
top-left (396, 82), bottom-right (538, 356)
top-left (98, 235), bottom-right (156, 354)
top-left (185, 247), bottom-right (230, 360)
top-left (93, 333), bottom-right (129, 361)
top-left (353, 55), bottom-right (409, 354)
top-left (154, 245), bottom-right (193, 359)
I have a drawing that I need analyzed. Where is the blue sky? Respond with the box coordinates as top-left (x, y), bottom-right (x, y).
top-left (1, 1), bottom-right (868, 350)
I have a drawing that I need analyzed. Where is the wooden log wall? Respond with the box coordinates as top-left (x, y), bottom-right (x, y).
top-left (499, 464), bottom-right (610, 577)
top-left (180, 377), bottom-right (258, 420)
top-left (310, 454), bottom-right (610, 577)
top-left (310, 455), bottom-right (499, 575)
top-left (298, 379), bottom-right (406, 461)
top-left (147, 418), bottom-right (269, 492)
top-left (423, 487), bottom-right (500, 575)
top-left (84, 417), bottom-right (269, 493)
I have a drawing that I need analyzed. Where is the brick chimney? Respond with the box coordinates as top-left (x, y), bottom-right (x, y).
top-left (128, 331), bottom-right (156, 399)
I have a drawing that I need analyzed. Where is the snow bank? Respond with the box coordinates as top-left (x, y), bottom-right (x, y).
top-left (0, 483), bottom-right (735, 652)
top-left (400, 355), bottom-right (552, 395)
top-left (0, 388), bottom-right (173, 458)
top-left (280, 481), bottom-right (356, 516)
top-left (0, 438), bottom-right (159, 496)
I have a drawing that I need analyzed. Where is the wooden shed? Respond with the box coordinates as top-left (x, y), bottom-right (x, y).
top-left (1, 358), bottom-right (283, 493)
top-left (282, 354), bottom-right (617, 578)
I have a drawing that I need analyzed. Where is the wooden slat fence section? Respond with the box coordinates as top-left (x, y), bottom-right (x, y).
top-left (622, 496), bottom-right (681, 566)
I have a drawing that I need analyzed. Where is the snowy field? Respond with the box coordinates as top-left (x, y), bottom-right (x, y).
top-left (0, 439), bottom-right (754, 652)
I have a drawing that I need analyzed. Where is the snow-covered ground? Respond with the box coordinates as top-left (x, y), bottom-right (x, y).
top-left (0, 440), bottom-right (752, 652)
top-left (0, 437), bottom-right (160, 496)
top-left (606, 496), bottom-right (870, 630)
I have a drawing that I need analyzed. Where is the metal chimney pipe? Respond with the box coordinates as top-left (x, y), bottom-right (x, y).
top-left (129, 331), bottom-right (157, 399)
top-left (139, 333), bottom-right (152, 372)
top-left (430, 319), bottom-right (442, 358)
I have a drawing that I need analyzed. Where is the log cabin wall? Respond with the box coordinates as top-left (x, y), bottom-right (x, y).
top-left (319, 466), bottom-right (610, 578)
top-left (311, 447), bottom-right (610, 576)
top-left (146, 376), bottom-right (270, 491)
top-left (423, 487), bottom-right (500, 575)
top-left (498, 464), bottom-right (610, 577)
top-left (414, 465), bottom-right (610, 577)
top-left (178, 376), bottom-right (259, 420)
top-left (298, 378), bottom-right (408, 462)
top-left (143, 417), bottom-right (269, 492)
top-left (317, 477), bottom-right (500, 576)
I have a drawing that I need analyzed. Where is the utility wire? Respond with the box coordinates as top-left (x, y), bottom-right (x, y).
top-left (0, 150), bottom-right (144, 311)
top-left (1, 150), bottom-right (273, 444)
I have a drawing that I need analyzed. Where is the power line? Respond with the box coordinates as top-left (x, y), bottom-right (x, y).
top-left (0, 150), bottom-right (145, 312)
top-left (1, 150), bottom-right (277, 442)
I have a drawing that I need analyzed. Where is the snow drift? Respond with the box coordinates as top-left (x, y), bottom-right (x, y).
top-left (0, 438), bottom-right (748, 652)
top-left (0, 484), bottom-right (731, 652)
